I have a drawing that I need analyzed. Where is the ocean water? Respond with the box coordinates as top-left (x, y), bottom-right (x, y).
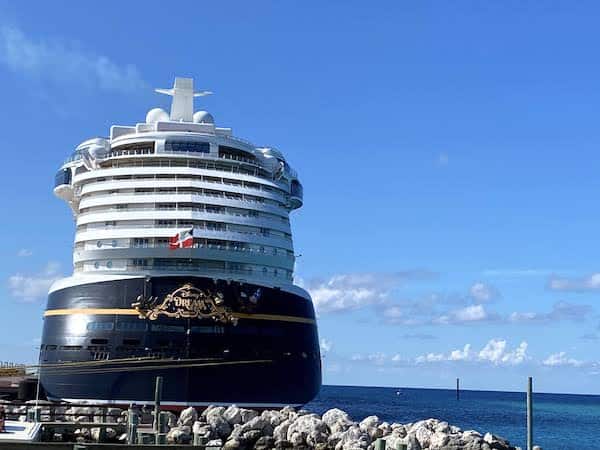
top-left (304, 385), bottom-right (600, 450)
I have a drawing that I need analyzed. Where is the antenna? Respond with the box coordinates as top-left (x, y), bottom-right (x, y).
top-left (155, 77), bottom-right (212, 122)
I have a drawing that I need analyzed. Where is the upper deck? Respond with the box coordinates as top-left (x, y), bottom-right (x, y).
top-left (52, 77), bottom-right (305, 286)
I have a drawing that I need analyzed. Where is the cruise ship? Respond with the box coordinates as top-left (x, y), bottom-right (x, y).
top-left (39, 77), bottom-right (321, 408)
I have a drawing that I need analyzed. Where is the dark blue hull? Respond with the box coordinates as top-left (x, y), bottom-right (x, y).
top-left (39, 276), bottom-right (321, 407)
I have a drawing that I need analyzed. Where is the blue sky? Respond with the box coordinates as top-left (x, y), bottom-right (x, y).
top-left (1, 1), bottom-right (600, 394)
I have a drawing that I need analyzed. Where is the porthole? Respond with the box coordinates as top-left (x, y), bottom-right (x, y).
top-left (94, 261), bottom-right (100, 269)
top-left (97, 241), bottom-right (102, 248)
top-left (111, 240), bottom-right (117, 248)
top-left (107, 261), bottom-right (113, 268)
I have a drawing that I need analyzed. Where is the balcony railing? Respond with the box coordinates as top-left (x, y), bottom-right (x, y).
top-left (95, 265), bottom-right (294, 281)
top-left (76, 225), bottom-right (293, 244)
top-left (78, 206), bottom-right (290, 224)
top-left (80, 241), bottom-right (295, 259)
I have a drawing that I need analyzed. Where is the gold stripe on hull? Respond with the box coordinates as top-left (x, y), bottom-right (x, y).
top-left (43, 308), bottom-right (316, 325)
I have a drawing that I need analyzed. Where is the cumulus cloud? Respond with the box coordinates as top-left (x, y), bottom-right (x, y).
top-left (478, 339), bottom-right (528, 365)
top-left (305, 271), bottom-right (434, 314)
top-left (351, 352), bottom-right (387, 365)
top-left (17, 248), bottom-right (32, 257)
top-left (509, 301), bottom-right (592, 324)
top-left (416, 344), bottom-right (471, 363)
top-left (434, 304), bottom-right (495, 325)
top-left (548, 273), bottom-right (600, 292)
top-left (543, 352), bottom-right (583, 367)
top-left (344, 339), bottom-right (595, 369)
top-left (0, 23), bottom-right (145, 92)
top-left (7, 261), bottom-right (62, 302)
top-left (414, 340), bottom-right (529, 365)
top-left (469, 282), bottom-right (499, 303)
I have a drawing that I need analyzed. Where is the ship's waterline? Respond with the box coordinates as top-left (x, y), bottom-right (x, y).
top-left (40, 77), bottom-right (321, 406)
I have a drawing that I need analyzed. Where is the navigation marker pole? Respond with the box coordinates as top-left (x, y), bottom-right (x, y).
top-left (456, 378), bottom-right (460, 401)
top-left (527, 376), bottom-right (533, 450)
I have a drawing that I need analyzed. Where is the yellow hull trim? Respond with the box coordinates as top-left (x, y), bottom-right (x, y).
top-left (44, 308), bottom-right (316, 325)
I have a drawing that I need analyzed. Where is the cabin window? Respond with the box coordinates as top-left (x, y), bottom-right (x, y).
top-left (87, 322), bottom-right (114, 331)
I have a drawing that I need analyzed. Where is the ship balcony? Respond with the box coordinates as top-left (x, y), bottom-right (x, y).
top-left (79, 192), bottom-right (289, 217)
top-left (75, 226), bottom-right (293, 250)
top-left (77, 263), bottom-right (294, 283)
top-left (76, 209), bottom-right (291, 234)
top-left (72, 245), bottom-right (295, 270)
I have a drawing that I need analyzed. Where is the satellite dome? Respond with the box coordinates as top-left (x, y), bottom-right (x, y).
top-left (193, 110), bottom-right (214, 124)
top-left (146, 108), bottom-right (169, 123)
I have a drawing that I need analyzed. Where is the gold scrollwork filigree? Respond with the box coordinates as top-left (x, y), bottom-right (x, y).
top-left (132, 283), bottom-right (237, 324)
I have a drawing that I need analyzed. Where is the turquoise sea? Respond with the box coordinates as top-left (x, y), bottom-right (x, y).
top-left (305, 385), bottom-right (600, 450)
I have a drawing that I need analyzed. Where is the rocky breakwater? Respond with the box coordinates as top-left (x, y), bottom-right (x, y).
top-left (166, 405), bottom-right (517, 450)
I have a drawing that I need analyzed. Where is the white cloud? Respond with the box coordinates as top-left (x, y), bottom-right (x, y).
top-left (482, 268), bottom-right (553, 278)
top-left (434, 304), bottom-right (490, 324)
top-left (0, 23), bottom-right (145, 92)
top-left (415, 340), bottom-right (527, 365)
top-left (509, 302), bottom-right (592, 324)
top-left (416, 344), bottom-right (471, 363)
top-left (305, 271), bottom-right (433, 314)
top-left (469, 282), bottom-right (498, 303)
top-left (478, 339), bottom-right (528, 365)
top-left (548, 273), bottom-right (600, 292)
top-left (17, 248), bottom-right (32, 257)
top-left (416, 352), bottom-right (445, 363)
top-left (543, 352), bottom-right (583, 367)
top-left (437, 153), bottom-right (449, 166)
top-left (320, 338), bottom-right (332, 355)
top-left (449, 344), bottom-right (471, 361)
top-left (7, 261), bottom-right (62, 302)
top-left (351, 352), bottom-right (387, 365)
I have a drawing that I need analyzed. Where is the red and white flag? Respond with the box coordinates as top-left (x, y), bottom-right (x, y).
top-left (169, 228), bottom-right (194, 250)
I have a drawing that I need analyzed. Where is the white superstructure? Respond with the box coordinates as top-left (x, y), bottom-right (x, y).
top-left (53, 77), bottom-right (304, 287)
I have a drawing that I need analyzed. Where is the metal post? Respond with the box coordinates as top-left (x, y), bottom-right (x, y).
top-left (127, 405), bottom-right (139, 444)
top-left (153, 376), bottom-right (163, 434)
top-left (456, 378), bottom-right (460, 401)
top-left (527, 376), bottom-right (533, 450)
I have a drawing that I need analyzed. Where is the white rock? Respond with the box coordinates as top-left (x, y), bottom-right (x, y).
top-left (207, 412), bottom-right (231, 438)
top-left (359, 415), bottom-right (380, 432)
top-left (430, 431), bottom-right (449, 449)
top-left (323, 408), bottom-right (354, 433)
top-left (415, 426), bottom-right (434, 448)
top-left (261, 409), bottom-right (285, 427)
top-left (334, 424), bottom-right (370, 450)
top-left (434, 421), bottom-right (450, 434)
top-left (178, 407), bottom-right (198, 427)
top-left (323, 408), bottom-right (352, 427)
top-left (239, 408), bottom-right (258, 423)
top-left (384, 433), bottom-right (408, 450)
top-left (378, 421), bottom-right (392, 437)
top-left (287, 413), bottom-right (329, 446)
top-left (192, 421), bottom-right (212, 438)
top-left (224, 405), bottom-right (242, 425)
top-left (273, 419), bottom-right (291, 442)
top-left (167, 425), bottom-right (192, 444)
